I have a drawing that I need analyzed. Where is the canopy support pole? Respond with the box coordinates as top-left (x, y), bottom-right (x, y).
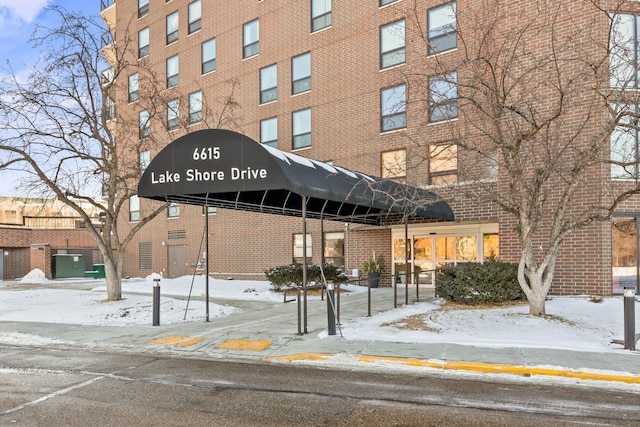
top-left (205, 200), bottom-right (210, 322)
top-left (302, 196), bottom-right (308, 334)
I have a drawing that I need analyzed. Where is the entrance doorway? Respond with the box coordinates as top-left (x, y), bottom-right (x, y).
top-left (612, 215), bottom-right (639, 295)
top-left (392, 224), bottom-right (499, 286)
top-left (168, 245), bottom-right (187, 279)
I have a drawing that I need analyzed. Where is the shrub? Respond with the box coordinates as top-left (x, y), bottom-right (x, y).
top-left (435, 260), bottom-right (525, 305)
top-left (265, 263), bottom-right (348, 291)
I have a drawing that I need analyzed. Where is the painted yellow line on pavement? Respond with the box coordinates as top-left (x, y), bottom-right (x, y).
top-left (216, 339), bottom-right (273, 351)
top-left (270, 353), bottom-right (640, 384)
top-left (150, 336), bottom-right (205, 347)
top-left (268, 353), bottom-right (334, 361)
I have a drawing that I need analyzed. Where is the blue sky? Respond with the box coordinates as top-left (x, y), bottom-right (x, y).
top-left (0, 0), bottom-right (98, 73)
top-left (0, 1), bottom-right (99, 196)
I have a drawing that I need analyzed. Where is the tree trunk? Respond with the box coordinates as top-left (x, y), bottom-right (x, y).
top-left (104, 255), bottom-right (122, 301)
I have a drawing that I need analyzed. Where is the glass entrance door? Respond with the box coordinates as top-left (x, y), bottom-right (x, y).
top-left (612, 216), bottom-right (639, 294)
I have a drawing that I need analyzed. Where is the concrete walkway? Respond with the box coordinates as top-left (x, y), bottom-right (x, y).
top-left (1, 285), bottom-right (639, 387)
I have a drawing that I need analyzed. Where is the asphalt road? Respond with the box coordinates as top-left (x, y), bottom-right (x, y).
top-left (1, 344), bottom-right (640, 426)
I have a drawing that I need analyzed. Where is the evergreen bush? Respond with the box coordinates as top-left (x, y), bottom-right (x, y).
top-left (435, 260), bottom-right (525, 305)
top-left (265, 263), bottom-right (348, 291)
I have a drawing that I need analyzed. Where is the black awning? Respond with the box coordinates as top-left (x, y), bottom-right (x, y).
top-left (137, 129), bottom-right (454, 225)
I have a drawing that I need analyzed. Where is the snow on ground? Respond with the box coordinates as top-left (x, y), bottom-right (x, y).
top-left (0, 270), bottom-right (638, 353)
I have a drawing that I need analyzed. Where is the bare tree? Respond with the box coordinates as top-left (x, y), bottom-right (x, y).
top-left (0, 6), bottom-right (238, 300)
top-left (402, 0), bottom-right (640, 315)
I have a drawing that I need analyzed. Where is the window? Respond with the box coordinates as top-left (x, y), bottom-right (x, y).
top-left (188, 0), bottom-right (201, 34)
top-left (381, 84), bottom-right (406, 132)
top-left (293, 233), bottom-right (312, 261)
top-left (167, 99), bottom-right (180, 131)
top-left (243, 19), bottom-right (259, 58)
top-left (324, 232), bottom-right (344, 267)
top-left (189, 91), bottom-right (203, 124)
top-left (292, 108), bottom-right (311, 149)
top-left (138, 27), bottom-right (149, 58)
top-left (261, 117), bottom-right (278, 147)
top-left (429, 71), bottom-right (457, 122)
top-left (380, 19), bottom-right (405, 69)
top-left (292, 52), bottom-right (311, 94)
top-left (138, 0), bottom-right (149, 18)
top-left (203, 206), bottom-right (217, 215)
top-left (312, 0), bottom-right (331, 32)
top-left (166, 11), bottom-right (179, 44)
top-left (139, 109), bottom-right (150, 139)
top-left (380, 0), bottom-right (400, 6)
top-left (611, 104), bottom-right (640, 180)
top-left (428, 2), bottom-right (456, 55)
top-left (168, 202), bottom-right (180, 218)
top-left (140, 150), bottom-right (150, 172)
top-left (202, 38), bottom-right (216, 74)
top-left (381, 149), bottom-right (406, 179)
top-left (128, 73), bottom-right (139, 102)
top-left (260, 64), bottom-right (277, 104)
top-left (129, 195), bottom-right (140, 222)
top-left (429, 144), bottom-right (457, 184)
top-left (167, 55), bottom-right (179, 88)
top-left (611, 13), bottom-right (640, 89)
top-left (483, 234), bottom-right (499, 259)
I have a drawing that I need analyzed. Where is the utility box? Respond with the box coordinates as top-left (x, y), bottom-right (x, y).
top-left (53, 254), bottom-right (85, 279)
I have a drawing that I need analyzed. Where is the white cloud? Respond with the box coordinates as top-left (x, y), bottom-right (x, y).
top-left (0, 0), bottom-right (49, 24)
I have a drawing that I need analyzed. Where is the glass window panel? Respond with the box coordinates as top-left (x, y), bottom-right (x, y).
top-left (139, 110), bottom-right (150, 138)
top-left (381, 84), bottom-right (406, 131)
top-left (243, 19), bottom-right (259, 58)
top-left (456, 236), bottom-right (477, 261)
top-left (167, 99), bottom-right (180, 130)
top-left (413, 238), bottom-right (433, 261)
top-left (612, 217), bottom-right (638, 294)
top-left (167, 12), bottom-right (179, 44)
top-left (292, 52), bottom-right (311, 94)
top-left (429, 72), bottom-right (457, 122)
top-left (381, 20), bottom-right (405, 69)
top-left (293, 109), bottom-right (311, 149)
top-left (129, 195), bottom-right (140, 221)
top-left (128, 73), bottom-right (139, 102)
top-left (260, 64), bottom-right (278, 104)
top-left (189, 91), bottom-right (202, 124)
top-left (428, 1), bottom-right (457, 55)
top-left (167, 55), bottom-right (179, 88)
top-left (293, 233), bottom-right (312, 258)
top-left (140, 150), bottom-right (150, 172)
top-left (381, 149), bottom-right (406, 178)
top-left (610, 13), bottom-right (637, 88)
top-left (202, 38), bottom-right (216, 74)
top-left (312, 0), bottom-right (332, 32)
top-left (435, 236), bottom-right (455, 260)
top-left (188, 0), bottom-right (201, 33)
top-left (138, 27), bottom-right (149, 58)
top-left (261, 117), bottom-right (278, 147)
top-left (483, 233), bottom-right (499, 259)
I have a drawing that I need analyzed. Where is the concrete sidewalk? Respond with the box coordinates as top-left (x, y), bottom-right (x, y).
top-left (1, 286), bottom-right (639, 386)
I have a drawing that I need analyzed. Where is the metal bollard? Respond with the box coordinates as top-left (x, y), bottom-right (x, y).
top-left (327, 283), bottom-right (336, 336)
top-left (624, 287), bottom-right (636, 351)
top-left (152, 278), bottom-right (161, 326)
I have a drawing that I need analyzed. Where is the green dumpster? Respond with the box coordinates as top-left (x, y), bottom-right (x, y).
top-left (93, 264), bottom-right (106, 279)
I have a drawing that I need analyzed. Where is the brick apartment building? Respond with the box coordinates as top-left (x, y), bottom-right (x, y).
top-left (100, 0), bottom-right (640, 296)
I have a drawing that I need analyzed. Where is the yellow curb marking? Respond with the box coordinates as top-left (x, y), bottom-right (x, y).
top-left (150, 336), bottom-right (205, 347)
top-left (216, 339), bottom-right (273, 351)
top-left (271, 353), bottom-right (640, 385)
top-left (268, 353), bottom-right (334, 361)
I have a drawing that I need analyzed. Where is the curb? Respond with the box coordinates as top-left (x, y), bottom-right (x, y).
top-left (268, 353), bottom-right (640, 385)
